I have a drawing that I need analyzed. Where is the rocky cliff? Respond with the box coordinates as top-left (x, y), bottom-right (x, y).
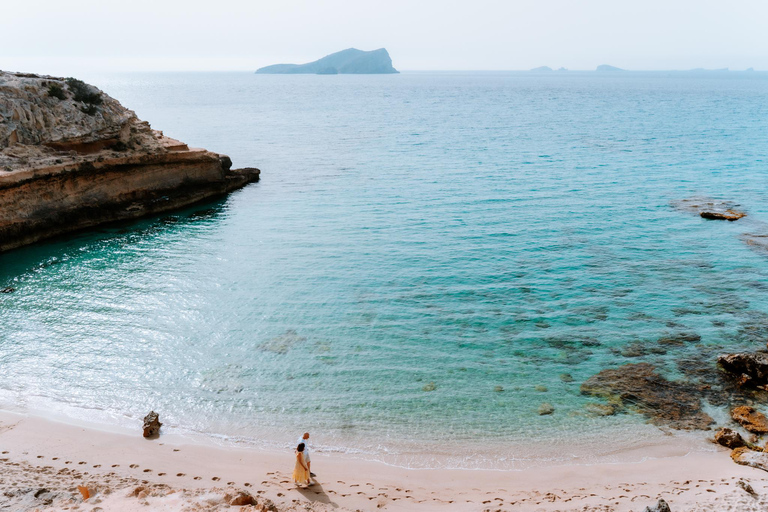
top-left (0, 71), bottom-right (259, 253)
top-left (256, 48), bottom-right (398, 74)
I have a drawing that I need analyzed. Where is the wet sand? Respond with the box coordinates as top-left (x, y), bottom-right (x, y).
top-left (1, 410), bottom-right (768, 511)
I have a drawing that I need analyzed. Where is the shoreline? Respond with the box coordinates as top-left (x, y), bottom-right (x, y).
top-left (2, 410), bottom-right (768, 511)
top-left (0, 401), bottom-right (718, 471)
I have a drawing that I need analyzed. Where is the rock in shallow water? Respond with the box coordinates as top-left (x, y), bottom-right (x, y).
top-left (538, 402), bottom-right (554, 415)
top-left (700, 210), bottom-right (746, 221)
top-left (580, 363), bottom-right (713, 430)
top-left (732, 406), bottom-right (768, 434)
top-left (718, 352), bottom-right (768, 388)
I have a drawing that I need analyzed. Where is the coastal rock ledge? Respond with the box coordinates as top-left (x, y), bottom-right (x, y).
top-left (0, 71), bottom-right (260, 252)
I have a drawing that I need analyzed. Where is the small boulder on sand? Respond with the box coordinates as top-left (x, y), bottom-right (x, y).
top-left (732, 446), bottom-right (768, 472)
top-left (642, 498), bottom-right (671, 512)
top-left (229, 491), bottom-right (255, 506)
top-left (142, 411), bottom-right (162, 438)
top-left (714, 427), bottom-right (747, 449)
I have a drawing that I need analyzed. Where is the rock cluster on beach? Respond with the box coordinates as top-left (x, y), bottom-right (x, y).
top-left (0, 70), bottom-right (260, 252)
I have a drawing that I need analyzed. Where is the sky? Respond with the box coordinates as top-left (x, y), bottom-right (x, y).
top-left (4, 0), bottom-right (768, 73)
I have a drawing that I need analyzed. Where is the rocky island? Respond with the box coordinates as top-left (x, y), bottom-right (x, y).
top-left (256, 48), bottom-right (398, 74)
top-left (0, 71), bottom-right (259, 253)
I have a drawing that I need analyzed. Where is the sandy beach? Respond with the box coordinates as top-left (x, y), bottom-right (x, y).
top-left (2, 410), bottom-right (768, 511)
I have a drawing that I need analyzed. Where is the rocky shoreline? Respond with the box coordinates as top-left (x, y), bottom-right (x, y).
top-left (0, 71), bottom-right (259, 253)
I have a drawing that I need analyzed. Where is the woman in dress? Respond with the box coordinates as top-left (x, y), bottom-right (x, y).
top-left (292, 442), bottom-right (311, 487)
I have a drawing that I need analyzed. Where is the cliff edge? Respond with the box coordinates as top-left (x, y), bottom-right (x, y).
top-left (0, 71), bottom-right (260, 253)
top-left (256, 48), bottom-right (398, 74)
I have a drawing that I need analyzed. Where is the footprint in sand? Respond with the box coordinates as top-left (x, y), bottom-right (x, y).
top-left (194, 476), bottom-right (201, 480)
top-left (129, 464), bottom-right (139, 469)
top-left (78, 461), bottom-right (86, 465)
top-left (36, 455), bottom-right (43, 459)
top-left (64, 461), bottom-right (72, 464)
top-left (143, 469), bottom-right (152, 473)
top-left (173, 449), bottom-right (180, 452)
top-left (158, 473), bottom-right (166, 476)
top-left (244, 483), bottom-right (251, 487)
top-left (176, 473), bottom-right (185, 477)
top-left (111, 464), bottom-right (119, 468)
top-left (93, 465), bottom-right (101, 468)
top-left (212, 477), bottom-right (220, 481)
top-left (337, 481), bottom-right (345, 484)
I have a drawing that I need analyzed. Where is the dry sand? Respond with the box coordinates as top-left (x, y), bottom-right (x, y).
top-left (2, 410), bottom-right (768, 511)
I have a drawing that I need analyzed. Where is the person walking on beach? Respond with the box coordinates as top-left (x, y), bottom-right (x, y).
top-left (292, 442), bottom-right (311, 487)
top-left (297, 432), bottom-right (316, 477)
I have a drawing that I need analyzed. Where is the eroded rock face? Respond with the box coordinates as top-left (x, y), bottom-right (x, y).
top-left (580, 363), bottom-right (713, 430)
top-left (0, 71), bottom-right (260, 252)
top-left (0, 73), bottom-right (137, 151)
top-left (732, 406), bottom-right (768, 434)
top-left (718, 352), bottom-right (768, 388)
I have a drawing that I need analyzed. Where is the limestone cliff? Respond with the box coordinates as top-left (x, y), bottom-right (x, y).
top-left (0, 71), bottom-right (260, 253)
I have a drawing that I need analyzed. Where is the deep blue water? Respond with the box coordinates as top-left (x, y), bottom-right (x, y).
top-left (1, 71), bottom-right (768, 468)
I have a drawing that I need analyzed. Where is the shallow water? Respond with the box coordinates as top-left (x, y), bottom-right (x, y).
top-left (1, 71), bottom-right (768, 468)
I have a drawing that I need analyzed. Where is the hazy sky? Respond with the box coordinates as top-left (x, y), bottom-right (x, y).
top-left (4, 0), bottom-right (767, 73)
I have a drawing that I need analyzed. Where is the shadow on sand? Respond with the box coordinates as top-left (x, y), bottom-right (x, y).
top-left (295, 480), bottom-right (338, 508)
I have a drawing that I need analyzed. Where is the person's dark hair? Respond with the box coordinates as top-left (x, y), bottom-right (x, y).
top-left (297, 443), bottom-right (305, 452)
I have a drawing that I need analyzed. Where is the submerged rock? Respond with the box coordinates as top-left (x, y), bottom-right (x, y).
top-left (672, 197), bottom-right (746, 221)
top-left (714, 427), bottom-right (747, 449)
top-left (580, 363), bottom-right (713, 430)
top-left (584, 403), bottom-right (616, 416)
top-left (732, 406), bottom-right (768, 434)
top-left (657, 332), bottom-right (701, 346)
top-left (538, 402), bottom-right (555, 415)
top-left (718, 352), bottom-right (768, 388)
top-left (142, 411), bottom-right (162, 438)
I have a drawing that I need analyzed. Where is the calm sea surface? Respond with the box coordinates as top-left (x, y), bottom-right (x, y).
top-left (2, 71), bottom-right (768, 468)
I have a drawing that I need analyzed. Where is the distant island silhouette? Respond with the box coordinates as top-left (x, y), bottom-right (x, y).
top-left (596, 64), bottom-right (624, 72)
top-left (256, 48), bottom-right (398, 75)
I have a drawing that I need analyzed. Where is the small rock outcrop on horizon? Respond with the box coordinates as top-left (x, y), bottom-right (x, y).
top-left (530, 66), bottom-right (553, 72)
top-left (0, 71), bottom-right (260, 253)
top-left (596, 64), bottom-right (624, 72)
top-left (256, 48), bottom-right (398, 75)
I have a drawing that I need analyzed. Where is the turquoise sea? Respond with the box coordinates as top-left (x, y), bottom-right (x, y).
top-left (2, 71), bottom-right (768, 469)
